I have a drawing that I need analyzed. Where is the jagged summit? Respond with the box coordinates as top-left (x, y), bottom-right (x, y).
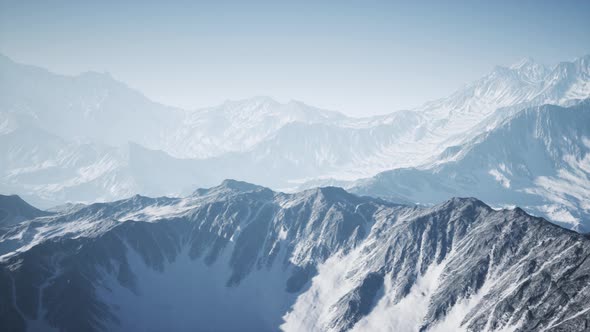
top-left (507, 57), bottom-right (549, 82)
top-left (509, 56), bottom-right (538, 70)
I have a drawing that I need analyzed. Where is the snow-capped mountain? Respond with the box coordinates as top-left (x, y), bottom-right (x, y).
top-left (352, 100), bottom-right (590, 232)
top-left (163, 97), bottom-right (346, 159)
top-left (1, 54), bottom-right (589, 208)
top-left (198, 55), bottom-right (590, 184)
top-left (0, 55), bottom-right (182, 150)
top-left (0, 125), bottom-right (221, 208)
top-left (405, 55), bottom-right (590, 151)
top-left (1, 181), bottom-right (589, 331)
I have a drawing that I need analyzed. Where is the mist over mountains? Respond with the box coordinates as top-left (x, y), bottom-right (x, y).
top-left (2, 51), bottom-right (590, 332)
top-left (3, 0), bottom-right (590, 330)
top-left (1, 54), bottom-right (590, 229)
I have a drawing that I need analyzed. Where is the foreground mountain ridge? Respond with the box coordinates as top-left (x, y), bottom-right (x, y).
top-left (1, 181), bottom-right (589, 332)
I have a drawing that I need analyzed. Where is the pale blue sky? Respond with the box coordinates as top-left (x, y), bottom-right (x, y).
top-left (1, 0), bottom-right (589, 116)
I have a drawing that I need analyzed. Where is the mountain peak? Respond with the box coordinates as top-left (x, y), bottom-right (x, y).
top-left (300, 186), bottom-right (359, 204)
top-left (0, 194), bottom-right (50, 226)
top-left (441, 196), bottom-right (489, 209)
top-left (219, 179), bottom-right (264, 191)
top-left (0, 194), bottom-right (28, 205)
top-left (507, 57), bottom-right (549, 82)
top-left (192, 179), bottom-right (270, 197)
top-left (509, 57), bottom-right (537, 70)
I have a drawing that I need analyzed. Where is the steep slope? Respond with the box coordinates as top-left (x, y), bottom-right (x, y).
top-left (1, 182), bottom-right (589, 332)
top-left (353, 100), bottom-right (590, 231)
top-left (416, 55), bottom-right (589, 144)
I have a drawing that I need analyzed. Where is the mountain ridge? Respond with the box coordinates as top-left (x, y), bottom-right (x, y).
top-left (1, 183), bottom-right (590, 331)
top-left (352, 100), bottom-right (590, 231)
top-left (2, 53), bottom-right (590, 223)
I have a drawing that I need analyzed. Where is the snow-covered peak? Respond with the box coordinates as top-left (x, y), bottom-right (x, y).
top-left (509, 56), bottom-right (537, 70)
top-left (352, 100), bottom-right (590, 231)
top-left (410, 55), bottom-right (588, 148)
top-left (508, 57), bottom-right (549, 83)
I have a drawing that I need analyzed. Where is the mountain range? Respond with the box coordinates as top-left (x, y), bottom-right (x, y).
top-left (2, 52), bottom-right (590, 332)
top-left (1, 54), bottom-right (589, 203)
top-left (1, 182), bottom-right (590, 332)
top-left (351, 101), bottom-right (590, 232)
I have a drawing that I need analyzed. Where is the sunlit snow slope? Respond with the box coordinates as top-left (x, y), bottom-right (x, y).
top-left (352, 101), bottom-right (590, 232)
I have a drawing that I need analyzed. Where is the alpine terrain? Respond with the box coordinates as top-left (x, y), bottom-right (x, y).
top-left (1, 55), bottom-right (590, 212)
top-left (352, 100), bottom-right (590, 232)
top-left (1, 181), bottom-right (589, 332)
top-left (3, 2), bottom-right (589, 332)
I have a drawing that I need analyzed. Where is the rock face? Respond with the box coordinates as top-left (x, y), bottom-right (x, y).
top-left (0, 182), bottom-right (589, 332)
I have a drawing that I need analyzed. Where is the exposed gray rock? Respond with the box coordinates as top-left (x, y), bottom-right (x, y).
top-left (0, 183), bottom-right (588, 332)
